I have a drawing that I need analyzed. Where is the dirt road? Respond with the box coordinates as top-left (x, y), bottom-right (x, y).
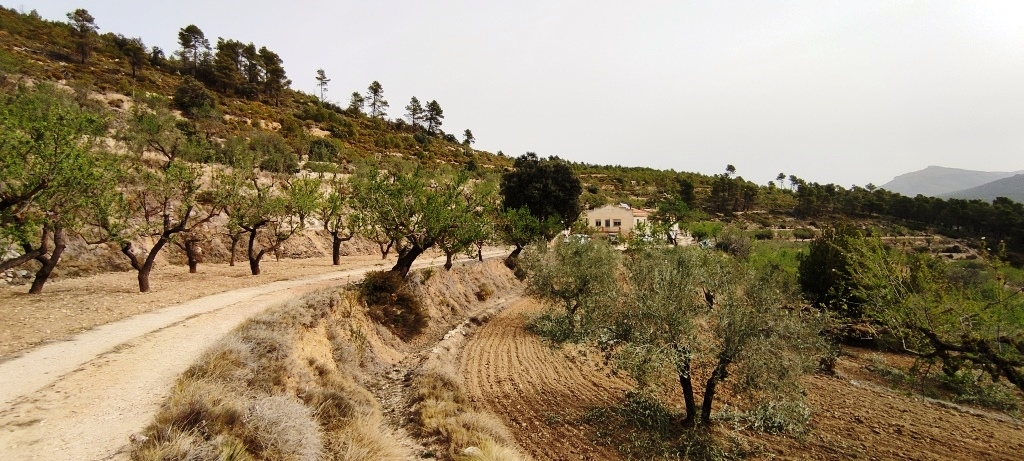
top-left (0, 251), bottom-right (502, 461)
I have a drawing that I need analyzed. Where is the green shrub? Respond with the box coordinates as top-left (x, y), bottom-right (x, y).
top-left (940, 370), bottom-right (1020, 413)
top-left (525, 310), bottom-right (575, 343)
top-left (792, 227), bottom-right (815, 240)
top-left (173, 76), bottom-right (215, 117)
top-left (715, 226), bottom-right (752, 259)
top-left (359, 270), bottom-right (426, 340)
top-left (797, 223), bottom-right (865, 318)
top-left (307, 137), bottom-right (339, 162)
top-left (689, 221), bottom-right (723, 241)
top-left (304, 161), bottom-right (339, 174)
top-left (753, 228), bottom-right (774, 240)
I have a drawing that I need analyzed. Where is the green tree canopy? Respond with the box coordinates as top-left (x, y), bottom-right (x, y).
top-left (66, 9), bottom-right (98, 63)
top-left (366, 80), bottom-right (388, 119)
top-left (500, 152), bottom-right (582, 237)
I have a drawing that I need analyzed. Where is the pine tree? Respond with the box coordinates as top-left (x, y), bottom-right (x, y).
top-left (66, 9), bottom-right (98, 64)
top-left (425, 100), bottom-right (444, 134)
top-left (405, 96), bottom-right (424, 127)
top-left (366, 81), bottom-right (388, 119)
top-left (315, 69), bottom-right (330, 101)
top-left (348, 92), bottom-right (365, 114)
top-left (259, 47), bottom-right (289, 105)
top-left (177, 25), bottom-right (210, 77)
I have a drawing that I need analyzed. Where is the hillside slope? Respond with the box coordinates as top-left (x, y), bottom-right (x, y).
top-left (880, 165), bottom-right (1021, 197)
top-left (941, 174), bottom-right (1024, 203)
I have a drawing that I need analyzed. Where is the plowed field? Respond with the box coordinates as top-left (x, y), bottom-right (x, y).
top-left (460, 300), bottom-right (1024, 460)
top-left (459, 299), bottom-right (632, 460)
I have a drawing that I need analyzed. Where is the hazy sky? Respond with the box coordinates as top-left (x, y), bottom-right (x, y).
top-left (26, 1), bottom-right (1024, 187)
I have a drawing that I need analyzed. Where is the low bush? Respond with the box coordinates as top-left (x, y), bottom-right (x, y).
top-left (359, 270), bottom-right (427, 340)
top-left (715, 226), bottom-right (752, 259)
top-left (474, 283), bottom-right (494, 301)
top-left (791, 227), bottom-right (815, 240)
top-left (525, 309), bottom-right (576, 343)
top-left (753, 228), bottom-right (774, 240)
top-left (583, 391), bottom-right (744, 460)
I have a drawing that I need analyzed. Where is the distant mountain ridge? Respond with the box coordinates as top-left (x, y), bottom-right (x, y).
top-left (940, 174), bottom-right (1024, 203)
top-left (880, 166), bottom-right (1023, 198)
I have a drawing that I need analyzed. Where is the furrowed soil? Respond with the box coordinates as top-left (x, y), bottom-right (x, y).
top-left (459, 300), bottom-right (1024, 461)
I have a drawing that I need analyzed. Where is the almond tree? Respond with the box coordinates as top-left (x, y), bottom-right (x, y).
top-left (436, 178), bottom-right (497, 270)
top-left (318, 177), bottom-right (360, 265)
top-left (848, 237), bottom-right (1024, 392)
top-left (215, 140), bottom-right (318, 275)
top-left (86, 159), bottom-right (207, 292)
top-left (350, 166), bottom-right (473, 277)
top-left (0, 83), bottom-right (107, 293)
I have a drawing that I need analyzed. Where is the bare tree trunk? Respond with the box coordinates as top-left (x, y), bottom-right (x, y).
top-left (676, 350), bottom-right (697, 428)
top-left (183, 239), bottom-right (200, 273)
top-left (228, 234), bottom-right (241, 267)
top-left (444, 251), bottom-right (454, 271)
top-left (391, 245), bottom-right (424, 278)
top-left (249, 254), bottom-right (262, 275)
top-left (28, 224), bottom-right (66, 294)
top-left (504, 245), bottom-right (523, 270)
top-left (247, 229), bottom-right (262, 275)
top-left (700, 357), bottom-right (732, 425)
top-left (332, 235), bottom-right (343, 265)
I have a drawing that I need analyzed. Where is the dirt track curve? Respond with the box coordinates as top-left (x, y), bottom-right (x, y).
top-left (0, 251), bottom-right (501, 461)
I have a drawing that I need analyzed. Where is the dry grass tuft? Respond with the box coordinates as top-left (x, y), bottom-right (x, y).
top-left (244, 395), bottom-right (324, 461)
top-left (411, 368), bottom-right (526, 459)
top-left (475, 283), bottom-right (494, 301)
top-left (330, 412), bottom-right (411, 461)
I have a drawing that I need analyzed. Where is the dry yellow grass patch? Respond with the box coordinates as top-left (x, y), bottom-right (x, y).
top-left (410, 305), bottom-right (531, 461)
top-left (132, 288), bottom-right (412, 460)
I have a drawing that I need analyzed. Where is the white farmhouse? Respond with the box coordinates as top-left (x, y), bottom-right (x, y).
top-left (584, 203), bottom-right (649, 237)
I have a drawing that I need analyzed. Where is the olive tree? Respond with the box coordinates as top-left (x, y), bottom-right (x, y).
top-left (609, 247), bottom-right (821, 429)
top-left (522, 238), bottom-right (620, 339)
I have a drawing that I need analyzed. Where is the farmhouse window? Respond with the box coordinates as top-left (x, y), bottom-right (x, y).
top-left (613, 219), bottom-right (621, 227)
